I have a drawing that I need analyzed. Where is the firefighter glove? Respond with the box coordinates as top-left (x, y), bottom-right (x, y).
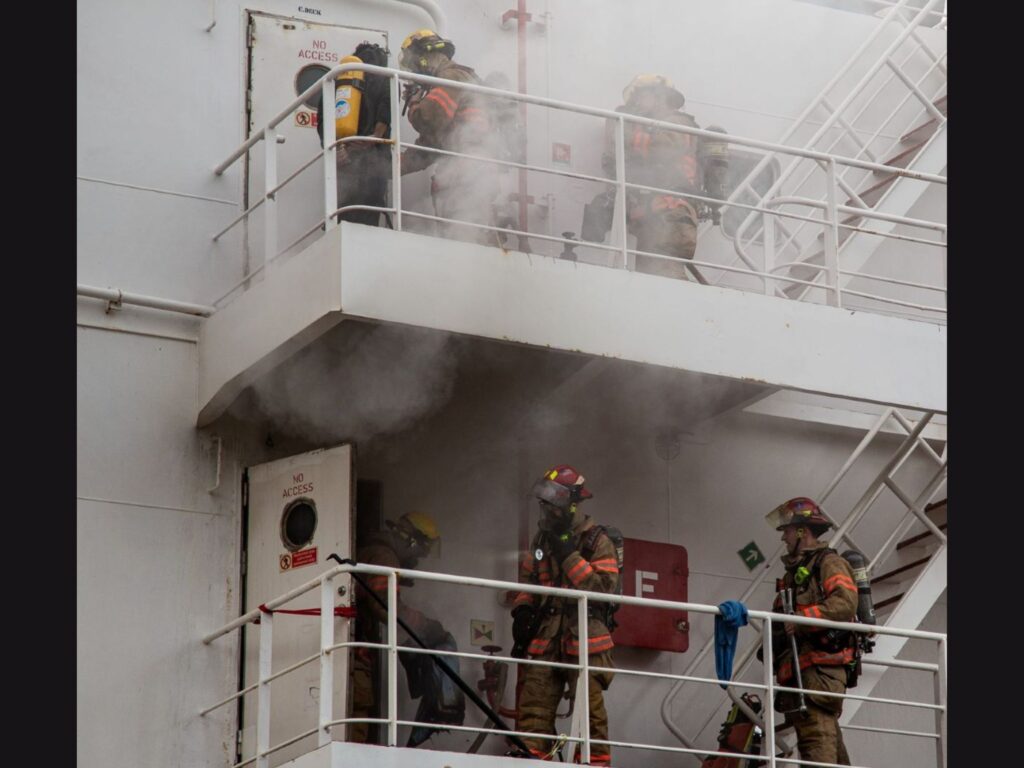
top-left (512, 605), bottom-right (536, 646)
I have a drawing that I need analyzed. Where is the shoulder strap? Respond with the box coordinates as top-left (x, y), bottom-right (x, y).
top-left (812, 547), bottom-right (838, 579)
top-left (581, 524), bottom-right (606, 560)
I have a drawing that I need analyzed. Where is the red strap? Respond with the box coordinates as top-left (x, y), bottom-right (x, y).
top-left (254, 604), bottom-right (356, 624)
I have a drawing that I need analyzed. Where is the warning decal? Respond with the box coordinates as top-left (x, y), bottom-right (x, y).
top-left (280, 547), bottom-right (318, 571)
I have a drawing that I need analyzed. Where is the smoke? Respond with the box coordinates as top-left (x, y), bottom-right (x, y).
top-left (247, 322), bottom-right (460, 445)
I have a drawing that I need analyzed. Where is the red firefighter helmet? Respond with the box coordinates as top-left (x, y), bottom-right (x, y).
top-left (531, 464), bottom-right (593, 509)
top-left (765, 497), bottom-right (832, 531)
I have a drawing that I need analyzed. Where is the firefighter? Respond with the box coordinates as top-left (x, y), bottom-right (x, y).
top-left (314, 41), bottom-right (392, 227)
top-left (590, 74), bottom-right (729, 280)
top-left (398, 29), bottom-right (500, 245)
top-left (350, 511), bottom-right (447, 744)
top-left (763, 497), bottom-right (858, 765)
top-left (510, 465), bottom-right (619, 764)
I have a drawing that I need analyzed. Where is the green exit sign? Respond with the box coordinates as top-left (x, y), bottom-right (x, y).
top-left (738, 541), bottom-right (766, 571)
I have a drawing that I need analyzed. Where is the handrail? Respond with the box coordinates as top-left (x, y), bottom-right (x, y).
top-left (202, 559), bottom-right (947, 768)
top-left (211, 0), bottom-right (944, 326)
top-left (213, 64), bottom-right (947, 185)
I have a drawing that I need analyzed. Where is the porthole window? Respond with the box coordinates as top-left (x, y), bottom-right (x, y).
top-left (295, 64), bottom-right (331, 108)
top-left (281, 498), bottom-right (318, 551)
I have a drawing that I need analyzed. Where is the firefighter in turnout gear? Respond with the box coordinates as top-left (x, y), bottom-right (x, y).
top-left (350, 511), bottom-right (447, 744)
top-left (398, 29), bottom-right (500, 245)
top-left (590, 74), bottom-right (729, 281)
top-left (314, 41), bottom-right (393, 227)
top-left (762, 497), bottom-right (858, 765)
top-left (510, 466), bottom-right (618, 764)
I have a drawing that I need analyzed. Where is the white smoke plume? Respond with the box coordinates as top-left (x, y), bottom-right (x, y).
top-left (247, 322), bottom-right (460, 445)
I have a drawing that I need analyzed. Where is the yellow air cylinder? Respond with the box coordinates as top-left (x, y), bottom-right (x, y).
top-left (334, 55), bottom-right (365, 139)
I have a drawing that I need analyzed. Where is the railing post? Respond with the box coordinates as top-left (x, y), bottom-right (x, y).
top-left (761, 618), bottom-right (776, 768)
top-left (934, 636), bottom-right (948, 768)
top-left (322, 76), bottom-right (338, 234)
top-left (577, 594), bottom-right (591, 764)
top-left (615, 116), bottom-right (630, 271)
top-left (256, 611), bottom-right (273, 768)
top-left (763, 208), bottom-right (776, 296)
top-left (824, 158), bottom-right (842, 307)
top-left (319, 574), bottom-right (335, 747)
top-left (264, 128), bottom-right (279, 267)
top-left (387, 571), bottom-right (399, 747)
top-left (390, 73), bottom-right (402, 231)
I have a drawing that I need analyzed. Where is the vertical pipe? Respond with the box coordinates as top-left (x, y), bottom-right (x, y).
top-left (319, 575), bottom-right (335, 746)
top-left (322, 77), bottom-right (338, 233)
top-left (577, 594), bottom-right (591, 765)
top-left (387, 572), bottom-right (399, 746)
top-left (264, 130), bottom-right (278, 267)
top-left (256, 613), bottom-right (273, 768)
top-left (824, 158), bottom-right (841, 307)
top-left (934, 637), bottom-right (948, 768)
top-left (616, 117), bottom-right (629, 270)
top-left (761, 617), bottom-right (776, 768)
top-left (390, 73), bottom-right (403, 231)
top-left (516, 0), bottom-right (529, 238)
top-left (763, 210), bottom-right (776, 296)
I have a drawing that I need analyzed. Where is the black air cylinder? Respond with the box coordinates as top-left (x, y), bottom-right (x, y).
top-left (841, 549), bottom-right (876, 626)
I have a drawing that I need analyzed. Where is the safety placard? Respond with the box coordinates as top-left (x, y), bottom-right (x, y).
top-left (470, 619), bottom-right (495, 647)
top-left (280, 546), bottom-right (318, 571)
top-left (612, 538), bottom-right (689, 652)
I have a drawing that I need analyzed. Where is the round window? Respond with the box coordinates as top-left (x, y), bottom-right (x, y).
top-left (295, 64), bottom-right (331, 109)
top-left (281, 498), bottom-right (318, 551)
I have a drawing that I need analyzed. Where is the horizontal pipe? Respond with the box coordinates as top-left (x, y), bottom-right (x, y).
top-left (77, 284), bottom-right (214, 317)
top-left (768, 196), bottom-right (946, 232)
top-left (842, 723), bottom-right (940, 739)
top-left (774, 683), bottom-right (943, 711)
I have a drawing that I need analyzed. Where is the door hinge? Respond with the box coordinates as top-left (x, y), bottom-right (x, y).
top-left (240, 550), bottom-right (247, 577)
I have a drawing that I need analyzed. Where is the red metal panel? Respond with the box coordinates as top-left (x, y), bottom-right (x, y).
top-left (612, 538), bottom-right (689, 652)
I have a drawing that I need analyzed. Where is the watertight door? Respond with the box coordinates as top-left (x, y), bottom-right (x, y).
top-left (246, 12), bottom-right (388, 270)
top-left (241, 444), bottom-right (355, 766)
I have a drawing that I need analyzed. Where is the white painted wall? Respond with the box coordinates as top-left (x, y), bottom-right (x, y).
top-left (77, 2), bottom-right (945, 768)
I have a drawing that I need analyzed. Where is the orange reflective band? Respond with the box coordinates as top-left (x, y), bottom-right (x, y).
top-left (591, 558), bottom-right (619, 574)
top-left (538, 573), bottom-right (553, 584)
top-left (425, 90), bottom-right (457, 119)
top-left (567, 633), bottom-right (615, 655)
top-left (528, 638), bottom-right (551, 655)
top-left (824, 574), bottom-right (857, 593)
top-left (429, 86), bottom-right (458, 111)
top-left (631, 129), bottom-right (651, 154)
top-left (567, 563), bottom-right (594, 586)
top-left (566, 558), bottom-right (590, 578)
top-left (589, 754), bottom-right (612, 765)
top-left (797, 604), bottom-right (823, 620)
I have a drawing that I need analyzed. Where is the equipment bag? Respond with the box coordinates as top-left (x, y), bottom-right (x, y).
top-left (700, 693), bottom-right (766, 768)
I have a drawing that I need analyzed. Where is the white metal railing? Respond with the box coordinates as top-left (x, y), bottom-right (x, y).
top-left (210, 56), bottom-right (945, 318)
top-left (660, 405), bottom-right (946, 763)
top-left (201, 561), bottom-right (947, 768)
top-left (718, 0), bottom-right (947, 314)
